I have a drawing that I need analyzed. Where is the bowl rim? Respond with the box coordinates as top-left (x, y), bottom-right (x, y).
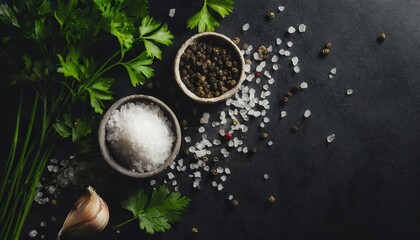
top-left (98, 94), bottom-right (181, 178)
top-left (173, 32), bottom-right (246, 104)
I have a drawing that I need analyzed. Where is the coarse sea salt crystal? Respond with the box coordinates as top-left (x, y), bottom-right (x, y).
top-left (273, 64), bottom-right (279, 71)
top-left (287, 41), bottom-right (293, 48)
top-left (291, 56), bottom-right (299, 66)
top-left (28, 230), bottom-right (38, 238)
top-left (278, 6), bottom-right (285, 12)
top-left (288, 26), bottom-right (296, 34)
top-left (294, 66), bottom-right (301, 73)
top-left (221, 175), bottom-right (227, 182)
top-left (225, 168), bottom-right (231, 174)
top-left (184, 136), bottom-right (191, 143)
top-left (300, 82), bottom-right (308, 89)
top-left (271, 55), bottom-right (279, 63)
top-left (242, 23), bottom-right (250, 31)
top-left (279, 49), bottom-right (285, 55)
top-left (281, 111), bottom-right (287, 118)
top-left (218, 183), bottom-right (224, 191)
top-left (268, 141), bottom-right (273, 146)
top-left (167, 172), bottom-right (175, 179)
top-left (347, 89), bottom-right (353, 95)
top-left (327, 134), bottom-right (335, 143)
top-left (331, 67), bottom-right (337, 74)
top-left (150, 179), bottom-right (156, 185)
top-left (276, 38), bottom-right (282, 45)
top-left (228, 195), bottom-right (234, 200)
top-left (298, 24), bottom-right (306, 32)
top-left (198, 126), bottom-right (205, 133)
top-left (304, 110), bottom-right (311, 118)
top-left (169, 8), bottom-right (176, 17)
top-left (284, 50), bottom-right (291, 56)
top-left (264, 174), bottom-right (269, 180)
top-left (329, 74), bottom-right (334, 79)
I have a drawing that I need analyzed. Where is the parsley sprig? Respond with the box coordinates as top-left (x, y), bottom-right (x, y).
top-left (187, 0), bottom-right (234, 32)
top-left (115, 186), bottom-right (191, 234)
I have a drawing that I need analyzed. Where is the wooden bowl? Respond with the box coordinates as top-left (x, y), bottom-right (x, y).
top-left (98, 95), bottom-right (181, 178)
top-left (174, 32), bottom-right (246, 104)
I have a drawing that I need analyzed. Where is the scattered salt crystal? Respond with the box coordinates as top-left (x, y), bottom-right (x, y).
top-left (213, 139), bottom-right (221, 145)
top-left (268, 78), bottom-right (275, 85)
top-left (204, 166), bottom-right (210, 171)
top-left (327, 134), bottom-right (336, 143)
top-left (271, 55), bottom-right (279, 63)
top-left (291, 56), bottom-right (299, 66)
top-left (260, 122), bottom-right (265, 128)
top-left (174, 186), bottom-right (179, 191)
top-left (329, 74), bottom-right (334, 79)
top-left (298, 24), bottom-right (306, 32)
top-left (167, 172), bottom-right (175, 179)
top-left (294, 66), bottom-right (301, 73)
top-left (287, 41), bottom-right (293, 48)
top-left (193, 180), bottom-right (200, 188)
top-left (284, 50), bottom-right (291, 56)
top-left (278, 6), bottom-right (285, 12)
top-left (263, 174), bottom-right (270, 180)
top-left (243, 147), bottom-right (249, 153)
top-left (198, 126), bottom-right (205, 133)
top-left (300, 82), bottom-right (308, 89)
top-left (256, 65), bottom-right (263, 72)
top-left (304, 110), bottom-right (312, 118)
top-left (221, 175), bottom-right (227, 182)
top-left (256, 78), bottom-right (261, 84)
top-left (276, 38), bottom-right (282, 45)
top-left (217, 167), bottom-right (224, 174)
top-left (228, 195), bottom-right (233, 200)
top-left (279, 49), bottom-right (285, 55)
top-left (40, 221), bottom-right (47, 227)
top-left (263, 117), bottom-right (270, 123)
top-left (169, 8), bottom-right (176, 17)
top-left (225, 168), bottom-right (231, 174)
top-left (331, 67), bottom-right (337, 74)
top-left (347, 89), bottom-right (353, 95)
top-left (242, 23), bottom-right (250, 31)
top-left (267, 45), bottom-right (273, 52)
top-left (172, 180), bottom-right (177, 186)
top-left (189, 146), bottom-right (196, 153)
top-left (184, 136), bottom-right (191, 143)
top-left (288, 26), bottom-right (296, 34)
top-left (194, 171), bottom-right (201, 178)
top-left (281, 111), bottom-right (287, 118)
top-left (268, 141), bottom-right (273, 146)
top-left (219, 129), bottom-right (225, 136)
top-left (50, 158), bottom-right (58, 164)
top-left (150, 179), bottom-right (156, 185)
top-left (47, 165), bottom-right (54, 172)
top-left (29, 230), bottom-right (38, 238)
top-left (272, 64), bottom-right (279, 71)
top-left (217, 183), bottom-right (224, 191)
top-left (237, 147), bottom-right (242, 152)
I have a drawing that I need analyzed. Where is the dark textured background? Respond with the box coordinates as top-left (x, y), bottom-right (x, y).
top-left (21, 0), bottom-right (420, 239)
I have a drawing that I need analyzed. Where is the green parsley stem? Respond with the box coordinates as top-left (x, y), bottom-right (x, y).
top-left (113, 216), bottom-right (138, 229)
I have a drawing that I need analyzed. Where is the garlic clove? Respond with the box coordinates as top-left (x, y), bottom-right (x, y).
top-left (57, 186), bottom-right (109, 240)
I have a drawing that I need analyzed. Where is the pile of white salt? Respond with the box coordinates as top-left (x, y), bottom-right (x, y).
top-left (106, 102), bottom-right (175, 172)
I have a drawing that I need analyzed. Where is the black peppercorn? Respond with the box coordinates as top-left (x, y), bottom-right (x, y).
top-left (377, 32), bottom-right (386, 42)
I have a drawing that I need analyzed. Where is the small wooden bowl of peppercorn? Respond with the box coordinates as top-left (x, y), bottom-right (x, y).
top-left (174, 32), bottom-right (246, 104)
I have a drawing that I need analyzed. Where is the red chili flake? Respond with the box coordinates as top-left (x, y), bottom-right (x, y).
top-left (255, 71), bottom-right (261, 77)
top-left (224, 132), bottom-right (232, 140)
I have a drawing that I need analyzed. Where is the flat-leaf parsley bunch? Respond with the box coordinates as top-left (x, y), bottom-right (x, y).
top-left (0, 0), bottom-right (173, 239)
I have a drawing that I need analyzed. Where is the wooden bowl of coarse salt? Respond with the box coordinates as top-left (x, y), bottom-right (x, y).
top-left (174, 32), bottom-right (246, 104)
top-left (98, 95), bottom-right (181, 178)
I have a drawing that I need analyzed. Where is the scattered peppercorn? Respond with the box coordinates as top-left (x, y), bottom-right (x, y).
top-left (180, 42), bottom-right (240, 98)
top-left (233, 119), bottom-right (239, 125)
top-left (224, 132), bottom-right (233, 140)
top-left (377, 32), bottom-right (386, 42)
top-left (199, 117), bottom-right (206, 124)
top-left (192, 227), bottom-right (199, 233)
top-left (241, 42), bottom-right (249, 50)
top-left (322, 48), bottom-right (330, 55)
top-left (290, 85), bottom-right (301, 94)
top-left (231, 199), bottom-right (239, 206)
top-left (325, 41), bottom-right (333, 49)
top-left (266, 11), bottom-right (275, 20)
top-left (51, 199), bottom-right (58, 205)
top-left (213, 156), bottom-right (219, 162)
top-left (284, 92), bottom-right (293, 98)
top-left (245, 59), bottom-right (252, 65)
top-left (290, 125), bottom-right (299, 133)
top-left (232, 37), bottom-right (241, 45)
top-left (184, 149), bottom-right (190, 156)
top-left (251, 147), bottom-right (257, 153)
top-left (268, 195), bottom-right (276, 203)
top-left (211, 168), bottom-right (218, 175)
top-left (282, 96), bottom-right (289, 103)
top-left (202, 156), bottom-right (209, 162)
top-left (50, 216), bottom-right (56, 222)
top-left (261, 132), bottom-right (269, 139)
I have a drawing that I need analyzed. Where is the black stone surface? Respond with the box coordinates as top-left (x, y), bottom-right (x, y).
top-left (18, 0), bottom-right (420, 239)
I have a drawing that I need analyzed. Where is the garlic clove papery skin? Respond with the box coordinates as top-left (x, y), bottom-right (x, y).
top-left (57, 186), bottom-right (109, 240)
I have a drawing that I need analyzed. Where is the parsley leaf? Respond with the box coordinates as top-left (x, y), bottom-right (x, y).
top-left (119, 186), bottom-right (190, 234)
top-left (122, 51), bottom-right (154, 87)
top-left (139, 16), bottom-right (174, 59)
top-left (57, 47), bottom-right (95, 81)
top-left (86, 77), bottom-right (115, 114)
top-left (53, 114), bottom-right (92, 142)
top-left (187, 0), bottom-right (234, 32)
